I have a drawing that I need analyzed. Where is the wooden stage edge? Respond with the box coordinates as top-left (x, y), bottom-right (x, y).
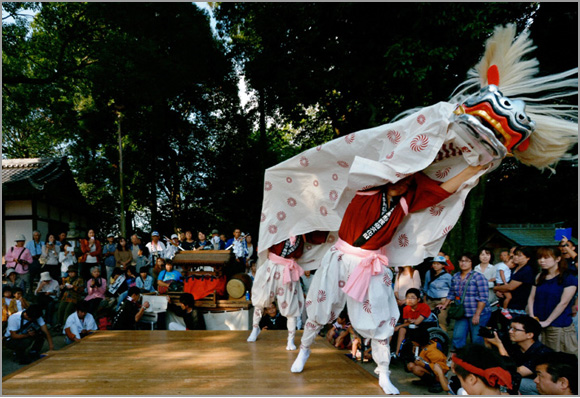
top-left (2, 330), bottom-right (385, 396)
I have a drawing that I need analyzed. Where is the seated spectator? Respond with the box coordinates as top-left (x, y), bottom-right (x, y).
top-left (84, 266), bottom-right (107, 315)
top-left (34, 271), bottom-right (60, 326)
top-left (116, 266), bottom-right (139, 310)
top-left (4, 268), bottom-right (24, 291)
top-left (112, 286), bottom-right (150, 330)
top-left (259, 302), bottom-right (287, 331)
top-left (152, 257), bottom-right (166, 283)
top-left (394, 288), bottom-right (432, 357)
top-left (55, 265), bottom-right (85, 331)
top-left (136, 267), bottom-right (155, 294)
top-left (157, 259), bottom-right (183, 294)
top-left (114, 236), bottom-right (133, 271)
top-left (534, 352), bottom-right (578, 395)
top-left (8, 287), bottom-right (30, 315)
top-left (247, 260), bottom-right (257, 281)
top-left (483, 315), bottom-right (553, 395)
top-left (451, 344), bottom-right (514, 395)
top-left (167, 293), bottom-right (196, 330)
top-left (2, 285), bottom-right (13, 331)
top-left (349, 329), bottom-right (372, 362)
top-left (405, 327), bottom-right (450, 393)
top-left (4, 304), bottom-right (54, 364)
top-left (325, 309), bottom-right (351, 349)
top-left (63, 301), bottom-right (98, 344)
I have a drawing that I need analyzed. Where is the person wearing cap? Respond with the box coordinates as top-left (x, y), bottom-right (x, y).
top-left (63, 301), bottom-right (98, 344)
top-left (34, 271), bottom-right (60, 327)
top-left (146, 231), bottom-right (166, 264)
top-left (4, 304), bottom-right (54, 364)
top-left (56, 265), bottom-right (86, 329)
top-left (164, 233), bottom-right (182, 260)
top-left (5, 268), bottom-right (25, 291)
top-left (102, 233), bottom-right (117, 280)
top-left (4, 235), bottom-right (34, 297)
top-left (423, 255), bottom-right (453, 331)
top-left (210, 229), bottom-right (224, 250)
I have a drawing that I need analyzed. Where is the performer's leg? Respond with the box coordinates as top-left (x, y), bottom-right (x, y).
top-left (286, 316), bottom-right (297, 351)
top-left (371, 338), bottom-right (400, 395)
top-left (247, 306), bottom-right (263, 342)
top-left (290, 319), bottom-right (324, 373)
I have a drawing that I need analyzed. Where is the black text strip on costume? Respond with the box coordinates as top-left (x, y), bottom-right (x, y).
top-left (352, 191), bottom-right (400, 247)
top-left (280, 236), bottom-right (302, 258)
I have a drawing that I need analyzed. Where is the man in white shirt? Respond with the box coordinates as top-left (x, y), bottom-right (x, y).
top-left (146, 231), bottom-right (166, 264)
top-left (63, 301), bottom-right (98, 344)
top-left (4, 305), bottom-right (54, 364)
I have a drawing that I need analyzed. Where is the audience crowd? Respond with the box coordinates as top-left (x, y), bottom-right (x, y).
top-left (2, 227), bottom-right (578, 395)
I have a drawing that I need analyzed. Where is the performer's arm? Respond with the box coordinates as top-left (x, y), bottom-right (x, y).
top-left (439, 165), bottom-right (484, 194)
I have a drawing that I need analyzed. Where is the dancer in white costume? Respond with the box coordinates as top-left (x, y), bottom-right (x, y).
top-left (248, 231), bottom-right (328, 350)
top-left (291, 165), bottom-right (486, 394)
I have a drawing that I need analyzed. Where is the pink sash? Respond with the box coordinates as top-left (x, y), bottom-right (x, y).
top-left (268, 252), bottom-right (304, 284)
top-left (336, 239), bottom-right (390, 302)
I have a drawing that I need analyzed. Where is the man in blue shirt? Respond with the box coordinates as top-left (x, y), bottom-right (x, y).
top-left (25, 231), bottom-right (44, 287)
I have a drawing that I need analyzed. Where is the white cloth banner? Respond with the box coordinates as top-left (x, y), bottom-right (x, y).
top-left (258, 101), bottom-right (499, 269)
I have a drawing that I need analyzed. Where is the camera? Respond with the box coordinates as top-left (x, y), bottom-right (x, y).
top-left (477, 326), bottom-right (497, 339)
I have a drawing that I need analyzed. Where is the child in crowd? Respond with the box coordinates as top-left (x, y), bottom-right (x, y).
top-left (496, 255), bottom-right (515, 317)
top-left (136, 267), bottom-right (155, 294)
top-left (326, 309), bottom-right (352, 349)
top-left (259, 302), bottom-right (288, 331)
top-left (349, 326), bottom-right (372, 362)
top-left (135, 248), bottom-right (151, 274)
top-left (8, 287), bottom-right (30, 315)
top-left (393, 288), bottom-right (432, 357)
top-left (405, 327), bottom-right (450, 393)
top-left (4, 268), bottom-right (24, 290)
top-left (2, 286), bottom-right (13, 331)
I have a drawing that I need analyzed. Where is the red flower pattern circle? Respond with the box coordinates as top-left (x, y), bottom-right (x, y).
top-left (390, 317), bottom-right (397, 328)
top-left (387, 130), bottom-right (401, 145)
top-left (287, 197), bottom-right (297, 207)
top-left (379, 320), bottom-right (386, 328)
top-left (386, 151), bottom-right (395, 160)
top-left (305, 300), bottom-right (312, 308)
top-left (317, 290), bottom-right (326, 303)
top-left (300, 156), bottom-right (309, 167)
top-left (429, 204), bottom-right (444, 217)
top-left (442, 226), bottom-right (453, 236)
top-left (274, 271), bottom-right (281, 280)
top-left (320, 206), bottom-right (328, 216)
top-left (261, 213), bottom-right (266, 222)
top-left (461, 146), bottom-right (471, 153)
top-left (383, 273), bottom-right (392, 287)
top-left (264, 181), bottom-right (272, 191)
top-left (266, 267), bottom-right (271, 273)
top-left (269, 291), bottom-right (275, 298)
top-left (286, 177), bottom-right (293, 183)
top-left (276, 287), bottom-right (284, 296)
top-left (345, 134), bottom-right (355, 144)
top-left (277, 211), bottom-right (286, 221)
top-left (398, 234), bottom-right (409, 247)
top-left (363, 300), bottom-right (372, 314)
top-left (410, 134), bottom-right (429, 152)
top-left (268, 225), bottom-right (278, 234)
top-left (316, 146), bottom-right (322, 152)
top-left (337, 160), bottom-right (349, 168)
top-left (435, 167), bottom-right (451, 179)
top-left (313, 180), bottom-right (319, 187)
top-left (281, 301), bottom-right (288, 309)
top-left (338, 280), bottom-right (346, 288)
top-left (330, 311), bottom-right (336, 321)
top-left (417, 114), bottom-right (426, 125)
top-left (332, 173), bottom-right (338, 181)
top-left (329, 190), bottom-right (338, 201)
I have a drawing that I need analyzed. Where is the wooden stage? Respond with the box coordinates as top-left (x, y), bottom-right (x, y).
top-left (2, 330), bottom-right (385, 395)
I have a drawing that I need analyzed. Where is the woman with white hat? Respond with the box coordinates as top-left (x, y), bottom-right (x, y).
top-left (34, 271), bottom-right (60, 327)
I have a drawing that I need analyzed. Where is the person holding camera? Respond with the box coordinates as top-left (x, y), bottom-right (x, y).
top-left (483, 315), bottom-right (553, 395)
top-left (4, 304), bottom-right (54, 364)
top-left (4, 235), bottom-right (34, 297)
top-left (437, 252), bottom-right (491, 351)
